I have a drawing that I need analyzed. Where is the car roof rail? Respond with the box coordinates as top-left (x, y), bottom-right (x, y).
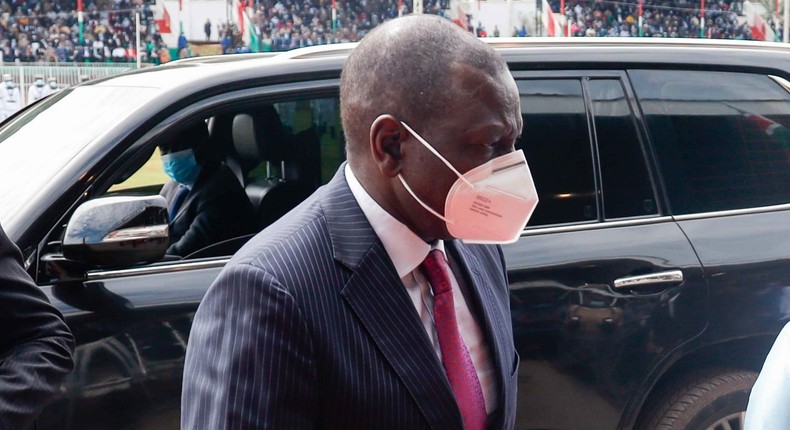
top-left (479, 36), bottom-right (790, 52)
top-left (273, 43), bottom-right (359, 60)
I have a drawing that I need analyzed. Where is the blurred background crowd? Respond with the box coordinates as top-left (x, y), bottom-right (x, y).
top-left (0, 0), bottom-right (165, 64)
top-left (0, 0), bottom-right (783, 64)
top-left (548, 0), bottom-right (780, 39)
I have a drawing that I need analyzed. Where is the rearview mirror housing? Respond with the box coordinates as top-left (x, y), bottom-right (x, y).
top-left (63, 195), bottom-right (169, 267)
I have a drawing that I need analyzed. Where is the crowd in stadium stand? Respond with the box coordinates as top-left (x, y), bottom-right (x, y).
top-left (245, 0), bottom-right (448, 52)
top-left (0, 0), bottom-right (166, 64)
top-left (0, 0), bottom-right (784, 63)
top-left (550, 0), bottom-right (783, 40)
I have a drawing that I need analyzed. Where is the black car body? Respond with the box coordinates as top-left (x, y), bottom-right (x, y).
top-left (1, 38), bottom-right (789, 429)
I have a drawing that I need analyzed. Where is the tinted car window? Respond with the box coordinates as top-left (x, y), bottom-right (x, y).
top-left (631, 70), bottom-right (790, 214)
top-left (517, 79), bottom-right (597, 226)
top-left (589, 79), bottom-right (657, 219)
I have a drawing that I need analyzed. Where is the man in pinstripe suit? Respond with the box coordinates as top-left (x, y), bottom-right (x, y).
top-left (183, 15), bottom-right (523, 430)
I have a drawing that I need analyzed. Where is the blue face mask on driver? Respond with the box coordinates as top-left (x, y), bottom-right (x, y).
top-left (161, 149), bottom-right (201, 186)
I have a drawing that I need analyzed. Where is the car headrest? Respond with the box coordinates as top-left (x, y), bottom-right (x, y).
top-left (231, 105), bottom-right (290, 164)
top-left (207, 113), bottom-right (236, 157)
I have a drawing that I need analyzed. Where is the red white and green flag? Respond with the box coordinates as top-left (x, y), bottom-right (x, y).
top-left (542, 0), bottom-right (564, 37)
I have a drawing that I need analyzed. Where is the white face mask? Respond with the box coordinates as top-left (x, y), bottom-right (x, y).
top-left (397, 120), bottom-right (539, 245)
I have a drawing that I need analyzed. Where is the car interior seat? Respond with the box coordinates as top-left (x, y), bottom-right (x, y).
top-left (207, 113), bottom-right (243, 186)
top-left (231, 106), bottom-right (316, 228)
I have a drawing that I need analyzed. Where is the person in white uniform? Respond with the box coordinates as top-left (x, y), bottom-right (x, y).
top-left (47, 77), bottom-right (59, 94)
top-left (27, 75), bottom-right (49, 105)
top-left (1, 74), bottom-right (21, 119)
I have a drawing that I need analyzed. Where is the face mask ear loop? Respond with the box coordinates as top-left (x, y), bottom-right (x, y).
top-left (397, 174), bottom-right (456, 225)
top-left (400, 121), bottom-right (474, 188)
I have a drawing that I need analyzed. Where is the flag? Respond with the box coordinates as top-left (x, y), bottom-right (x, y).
top-left (744, 1), bottom-right (777, 41)
top-left (238, 0), bottom-right (247, 35)
top-left (542, 0), bottom-right (563, 37)
top-left (332, 0), bottom-right (337, 32)
top-left (152, 2), bottom-right (171, 34)
top-left (727, 102), bottom-right (790, 153)
top-left (240, 3), bottom-right (260, 52)
top-left (744, 112), bottom-right (790, 143)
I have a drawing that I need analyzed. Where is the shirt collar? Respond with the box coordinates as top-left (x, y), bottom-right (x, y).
top-left (345, 164), bottom-right (444, 277)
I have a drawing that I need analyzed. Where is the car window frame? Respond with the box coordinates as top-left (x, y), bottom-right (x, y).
top-left (628, 68), bottom-right (790, 219)
top-left (511, 70), bottom-right (665, 236)
top-left (39, 79), bottom-right (342, 284)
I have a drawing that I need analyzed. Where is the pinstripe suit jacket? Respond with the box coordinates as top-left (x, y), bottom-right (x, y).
top-left (182, 165), bottom-right (518, 430)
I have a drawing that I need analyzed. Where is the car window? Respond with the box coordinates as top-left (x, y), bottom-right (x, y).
top-left (100, 95), bottom-right (346, 262)
top-left (517, 79), bottom-right (597, 227)
top-left (108, 147), bottom-right (168, 193)
top-left (631, 70), bottom-right (790, 215)
top-left (589, 79), bottom-right (657, 219)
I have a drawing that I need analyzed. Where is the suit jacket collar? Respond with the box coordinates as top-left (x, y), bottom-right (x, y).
top-left (323, 164), bottom-right (510, 429)
top-left (321, 163), bottom-right (380, 271)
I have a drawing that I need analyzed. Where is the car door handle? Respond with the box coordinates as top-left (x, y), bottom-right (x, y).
top-left (613, 270), bottom-right (684, 289)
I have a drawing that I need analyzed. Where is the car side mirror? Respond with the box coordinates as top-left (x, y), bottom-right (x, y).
top-left (63, 195), bottom-right (169, 267)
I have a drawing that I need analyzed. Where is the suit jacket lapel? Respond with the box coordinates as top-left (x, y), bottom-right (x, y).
top-left (447, 240), bottom-right (511, 429)
top-left (323, 165), bottom-right (463, 429)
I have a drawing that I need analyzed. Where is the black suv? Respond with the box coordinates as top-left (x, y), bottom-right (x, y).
top-left (1, 39), bottom-right (789, 430)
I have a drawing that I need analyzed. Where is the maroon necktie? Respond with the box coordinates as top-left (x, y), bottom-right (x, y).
top-left (421, 249), bottom-right (487, 430)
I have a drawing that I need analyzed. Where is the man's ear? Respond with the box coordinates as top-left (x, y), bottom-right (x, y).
top-left (369, 114), bottom-right (408, 178)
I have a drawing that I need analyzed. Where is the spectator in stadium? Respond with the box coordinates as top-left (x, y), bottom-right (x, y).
top-left (205, 18), bottom-right (212, 41)
top-left (158, 121), bottom-right (256, 258)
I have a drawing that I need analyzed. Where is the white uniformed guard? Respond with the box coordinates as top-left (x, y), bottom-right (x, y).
top-left (47, 76), bottom-right (59, 94)
top-left (1, 74), bottom-right (21, 119)
top-left (27, 74), bottom-right (48, 105)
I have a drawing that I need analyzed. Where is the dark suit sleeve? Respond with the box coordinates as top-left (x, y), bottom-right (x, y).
top-left (0, 226), bottom-right (74, 430)
top-left (166, 197), bottom-right (222, 257)
top-left (182, 262), bottom-right (320, 429)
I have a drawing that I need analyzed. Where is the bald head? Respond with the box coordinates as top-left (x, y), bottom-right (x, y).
top-left (340, 15), bottom-right (510, 164)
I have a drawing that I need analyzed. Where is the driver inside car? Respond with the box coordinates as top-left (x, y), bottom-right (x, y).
top-left (159, 121), bottom-right (256, 258)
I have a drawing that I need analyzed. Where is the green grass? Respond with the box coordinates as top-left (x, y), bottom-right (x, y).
top-left (109, 150), bottom-right (168, 192)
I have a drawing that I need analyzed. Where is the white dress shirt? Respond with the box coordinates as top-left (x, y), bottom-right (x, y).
top-left (345, 164), bottom-right (498, 414)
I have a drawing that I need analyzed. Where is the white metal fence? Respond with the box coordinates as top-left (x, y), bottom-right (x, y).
top-left (0, 62), bottom-right (154, 106)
